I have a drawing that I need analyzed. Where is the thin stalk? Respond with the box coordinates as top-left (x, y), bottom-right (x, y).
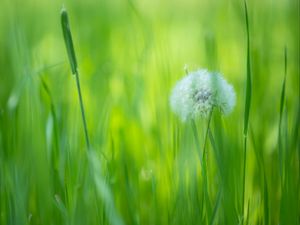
top-left (278, 47), bottom-right (287, 186)
top-left (242, 1), bottom-right (252, 222)
top-left (202, 108), bottom-right (214, 219)
top-left (191, 119), bottom-right (203, 167)
top-left (74, 69), bottom-right (90, 150)
top-left (203, 108), bottom-right (214, 160)
top-left (60, 8), bottom-right (122, 225)
top-left (61, 7), bottom-right (90, 150)
top-left (191, 108), bottom-right (214, 220)
top-left (242, 135), bottom-right (247, 221)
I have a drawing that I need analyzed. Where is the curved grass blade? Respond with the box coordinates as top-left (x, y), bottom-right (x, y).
top-left (243, 1), bottom-right (252, 138)
top-left (242, 0), bottom-right (252, 222)
top-left (209, 188), bottom-right (222, 225)
top-left (278, 47), bottom-right (287, 185)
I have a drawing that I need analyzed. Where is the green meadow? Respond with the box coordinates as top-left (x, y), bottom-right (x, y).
top-left (0, 0), bottom-right (299, 224)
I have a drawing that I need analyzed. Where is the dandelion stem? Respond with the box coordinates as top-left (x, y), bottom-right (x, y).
top-left (191, 119), bottom-right (203, 167)
top-left (202, 108), bottom-right (213, 218)
top-left (203, 108), bottom-right (214, 160)
top-left (191, 108), bottom-right (214, 220)
top-left (184, 64), bottom-right (189, 75)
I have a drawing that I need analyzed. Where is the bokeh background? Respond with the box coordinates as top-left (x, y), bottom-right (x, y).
top-left (0, 0), bottom-right (299, 224)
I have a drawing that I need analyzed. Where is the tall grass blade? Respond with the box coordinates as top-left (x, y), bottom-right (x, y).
top-left (209, 188), bottom-right (222, 225)
top-left (242, 0), bottom-right (252, 222)
top-left (278, 47), bottom-right (287, 185)
top-left (245, 200), bottom-right (250, 225)
top-left (243, 2), bottom-right (252, 137)
top-left (88, 151), bottom-right (124, 225)
top-left (263, 174), bottom-right (269, 225)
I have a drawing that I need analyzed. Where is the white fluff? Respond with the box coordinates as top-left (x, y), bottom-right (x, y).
top-left (170, 69), bottom-right (236, 122)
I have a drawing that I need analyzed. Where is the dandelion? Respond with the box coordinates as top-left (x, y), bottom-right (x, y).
top-left (170, 68), bottom-right (236, 213)
top-left (170, 69), bottom-right (236, 122)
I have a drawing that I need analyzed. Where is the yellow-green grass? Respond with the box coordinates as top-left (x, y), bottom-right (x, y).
top-left (0, 0), bottom-right (299, 224)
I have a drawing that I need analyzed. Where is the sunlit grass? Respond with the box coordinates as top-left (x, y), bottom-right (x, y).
top-left (0, 0), bottom-right (299, 224)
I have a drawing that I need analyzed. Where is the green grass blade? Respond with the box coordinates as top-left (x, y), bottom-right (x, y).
top-left (243, 0), bottom-right (252, 137)
top-left (245, 200), bottom-right (250, 225)
top-left (278, 47), bottom-right (287, 184)
top-left (191, 118), bottom-right (212, 222)
top-left (209, 188), bottom-right (222, 225)
top-left (88, 151), bottom-right (124, 225)
top-left (242, 1), bottom-right (252, 222)
top-left (263, 173), bottom-right (269, 225)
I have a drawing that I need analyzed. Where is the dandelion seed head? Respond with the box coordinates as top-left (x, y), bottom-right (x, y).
top-left (170, 69), bottom-right (236, 122)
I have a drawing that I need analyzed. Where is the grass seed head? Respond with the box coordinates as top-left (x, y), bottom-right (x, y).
top-left (61, 7), bottom-right (78, 74)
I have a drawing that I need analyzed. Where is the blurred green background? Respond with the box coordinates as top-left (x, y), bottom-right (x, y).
top-left (0, 0), bottom-right (299, 224)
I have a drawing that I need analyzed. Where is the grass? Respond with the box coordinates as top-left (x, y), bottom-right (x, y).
top-left (242, 1), bottom-right (251, 223)
top-left (61, 7), bottom-right (90, 150)
top-left (278, 46), bottom-right (287, 186)
top-left (0, 0), bottom-right (299, 224)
